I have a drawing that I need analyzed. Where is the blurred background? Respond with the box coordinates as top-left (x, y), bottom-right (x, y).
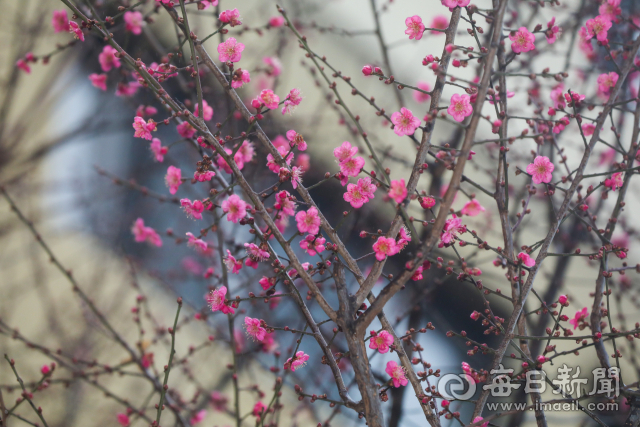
top-left (2, 0), bottom-right (640, 426)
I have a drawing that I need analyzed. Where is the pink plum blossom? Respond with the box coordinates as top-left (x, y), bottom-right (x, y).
top-left (165, 166), bottom-right (182, 194)
top-left (258, 89), bottom-right (280, 110)
top-left (181, 199), bottom-right (205, 220)
top-left (195, 100), bottom-right (214, 121)
top-left (385, 361), bottom-right (408, 388)
top-left (296, 207), bottom-right (321, 235)
top-left (131, 218), bottom-right (162, 247)
top-left (282, 88), bottom-right (303, 115)
top-left (231, 69), bottom-right (251, 88)
top-left (430, 15), bottom-right (449, 34)
top-left (447, 94), bottom-right (473, 122)
top-left (244, 317), bottom-right (266, 341)
top-left (388, 179), bottom-right (407, 204)
top-left (52, 10), bottom-right (70, 33)
top-left (300, 235), bottom-right (326, 256)
top-left (117, 413), bottom-right (130, 427)
top-left (133, 117), bottom-right (157, 140)
top-left (604, 172), bottom-right (624, 191)
top-left (391, 107), bottom-right (421, 136)
top-left (461, 199), bottom-right (485, 216)
top-left (333, 141), bottom-right (358, 162)
top-left (597, 72), bottom-right (618, 94)
top-left (149, 138), bottom-right (168, 162)
top-left (517, 252), bottom-right (535, 267)
top-left (285, 351), bottom-right (309, 371)
top-left (194, 170), bottom-right (215, 182)
top-left (372, 236), bottom-right (399, 261)
top-left (369, 330), bottom-right (393, 353)
top-left (584, 16), bottom-right (612, 42)
top-left (69, 21), bottom-right (85, 41)
top-left (219, 9), bottom-right (242, 27)
top-left (413, 82), bottom-right (431, 103)
top-left (177, 122), bottom-right (197, 139)
top-left (224, 250), bottom-right (243, 274)
top-left (569, 307), bottom-right (588, 330)
top-left (339, 155), bottom-right (365, 177)
top-left (217, 37), bottom-right (245, 62)
top-left (98, 45), bottom-right (121, 72)
top-left (441, 0), bottom-right (470, 7)
top-left (207, 287), bottom-right (234, 314)
top-left (344, 177), bottom-right (377, 208)
top-left (89, 73), bottom-right (107, 91)
top-left (526, 156), bottom-right (554, 184)
top-left (286, 130), bottom-right (307, 151)
top-left (124, 11), bottom-right (144, 35)
top-left (222, 194), bottom-right (248, 223)
top-left (269, 16), bottom-right (285, 27)
top-left (186, 232), bottom-right (207, 251)
top-left (509, 27), bottom-right (536, 53)
top-left (263, 56), bottom-right (282, 76)
top-left (405, 16), bottom-right (425, 40)
top-left (440, 215), bottom-right (466, 246)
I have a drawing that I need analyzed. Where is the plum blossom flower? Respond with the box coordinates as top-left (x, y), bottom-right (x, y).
top-left (461, 199), bottom-right (485, 216)
top-left (231, 68), bottom-right (251, 88)
top-left (296, 207), bottom-right (321, 235)
top-left (224, 250), bottom-right (243, 274)
top-left (604, 172), bottom-right (624, 191)
top-left (195, 100), bottom-right (214, 120)
top-left (584, 16), bottom-right (612, 43)
top-left (263, 56), bottom-right (282, 76)
top-left (569, 307), bottom-right (588, 329)
top-left (200, 0), bottom-right (218, 9)
top-left (177, 121), bottom-right (197, 139)
top-left (579, 123), bottom-right (595, 137)
top-left (131, 218), bottom-right (162, 247)
top-left (405, 16), bottom-right (425, 40)
top-left (244, 317), bottom-right (266, 341)
top-left (282, 88), bottom-right (303, 115)
top-left (550, 84), bottom-right (566, 109)
top-left (285, 351), bottom-right (309, 371)
top-left (190, 410), bottom-right (206, 426)
top-left (440, 215), bottom-right (466, 246)
top-left (339, 155), bottom-right (365, 177)
top-left (253, 401), bottom-right (267, 418)
top-left (300, 235), bottom-right (326, 256)
top-left (258, 89), bottom-right (280, 110)
top-left (472, 417), bottom-right (488, 427)
top-left (217, 37), bottom-right (245, 62)
top-left (413, 82), bottom-right (431, 103)
top-left (124, 11), bottom-right (144, 35)
top-left (599, 0), bottom-right (621, 21)
top-left (207, 287), bottom-right (234, 314)
top-left (388, 179), bottom-right (407, 204)
top-left (385, 361), bottom-right (408, 388)
top-left (286, 130), bottom-right (307, 151)
top-left (441, 0), bottom-right (470, 7)
top-left (545, 17), bottom-right (562, 44)
top-left (517, 252), bottom-right (535, 267)
top-left (117, 413), bottom-right (130, 427)
top-left (133, 116), bottom-right (157, 140)
top-left (181, 199), bottom-right (205, 220)
top-left (447, 94), bottom-right (473, 122)
top-left (344, 177), bottom-right (376, 208)
top-left (333, 141), bottom-right (358, 162)
top-left (509, 27), bottom-right (535, 53)
top-left (391, 107), bottom-right (421, 136)
top-left (526, 156), bottom-right (554, 184)
top-left (420, 196), bottom-right (436, 209)
top-left (186, 232), bottom-right (208, 251)
top-left (430, 15), bottom-right (449, 34)
top-left (52, 10), bottom-right (70, 32)
top-left (245, 243), bottom-right (270, 266)
top-left (597, 72), bottom-right (618, 94)
top-left (69, 21), bottom-right (85, 41)
top-left (269, 16), bottom-right (285, 27)
top-left (98, 46), bottom-right (121, 72)
top-left (89, 73), bottom-right (107, 91)
top-left (219, 9), bottom-right (242, 27)
top-left (165, 166), bottom-right (182, 194)
top-left (194, 170), bottom-right (215, 182)
top-left (222, 194), bottom-right (248, 223)
top-left (274, 191), bottom-right (297, 216)
top-left (369, 330), bottom-right (393, 353)
top-left (373, 237), bottom-right (399, 261)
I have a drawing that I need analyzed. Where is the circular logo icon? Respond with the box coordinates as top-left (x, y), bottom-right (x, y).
top-left (437, 373), bottom-right (476, 401)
